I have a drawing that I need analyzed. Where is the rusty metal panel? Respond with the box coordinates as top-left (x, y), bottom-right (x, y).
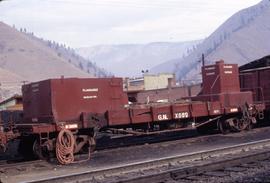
top-left (81, 112), bottom-right (107, 128)
top-left (22, 80), bottom-right (53, 123)
top-left (16, 123), bottom-right (56, 133)
top-left (193, 92), bottom-right (253, 110)
top-left (130, 106), bottom-right (152, 124)
top-left (191, 102), bottom-right (208, 117)
top-left (23, 78), bottom-right (128, 124)
top-left (240, 68), bottom-right (270, 110)
top-left (171, 103), bottom-right (191, 120)
top-left (239, 56), bottom-right (270, 110)
top-left (239, 72), bottom-right (260, 105)
top-left (151, 105), bottom-right (172, 122)
top-left (240, 72), bottom-right (257, 89)
top-left (221, 92), bottom-right (253, 107)
top-left (202, 60), bottom-right (240, 95)
top-left (107, 109), bottom-right (130, 126)
top-left (259, 69), bottom-right (270, 109)
top-left (224, 107), bottom-right (239, 114)
top-left (208, 101), bottom-right (223, 116)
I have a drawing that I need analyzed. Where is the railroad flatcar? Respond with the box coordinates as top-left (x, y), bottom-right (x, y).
top-left (0, 60), bottom-right (266, 164)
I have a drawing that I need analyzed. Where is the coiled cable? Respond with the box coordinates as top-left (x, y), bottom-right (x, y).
top-left (56, 129), bottom-right (75, 165)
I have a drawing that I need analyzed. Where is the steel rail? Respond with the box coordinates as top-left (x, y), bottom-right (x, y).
top-left (124, 147), bottom-right (270, 183)
top-left (24, 138), bottom-right (270, 183)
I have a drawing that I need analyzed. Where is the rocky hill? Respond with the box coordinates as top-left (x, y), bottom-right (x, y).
top-left (151, 0), bottom-right (270, 82)
top-left (76, 41), bottom-right (201, 77)
top-left (0, 22), bottom-right (108, 99)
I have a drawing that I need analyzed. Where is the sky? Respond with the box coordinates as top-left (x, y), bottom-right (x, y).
top-left (0, 0), bottom-right (262, 48)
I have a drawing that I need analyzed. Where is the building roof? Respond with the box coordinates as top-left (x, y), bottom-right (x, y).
top-left (0, 94), bottom-right (22, 105)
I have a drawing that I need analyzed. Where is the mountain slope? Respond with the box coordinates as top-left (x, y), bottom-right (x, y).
top-left (152, 0), bottom-right (270, 81)
top-left (76, 40), bottom-right (201, 77)
top-left (0, 22), bottom-right (104, 82)
top-left (0, 22), bottom-right (108, 99)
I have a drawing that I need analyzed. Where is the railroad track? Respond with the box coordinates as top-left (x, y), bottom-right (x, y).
top-left (23, 138), bottom-right (270, 183)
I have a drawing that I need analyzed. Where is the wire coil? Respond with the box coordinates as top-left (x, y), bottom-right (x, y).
top-left (56, 129), bottom-right (75, 165)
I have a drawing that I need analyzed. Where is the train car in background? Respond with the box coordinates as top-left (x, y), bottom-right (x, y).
top-left (0, 110), bottom-right (22, 152)
top-left (239, 55), bottom-right (270, 118)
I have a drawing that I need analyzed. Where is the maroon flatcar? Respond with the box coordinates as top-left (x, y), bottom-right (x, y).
top-left (0, 60), bottom-right (266, 164)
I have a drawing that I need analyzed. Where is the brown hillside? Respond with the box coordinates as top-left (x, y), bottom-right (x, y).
top-left (0, 22), bottom-right (95, 100)
top-left (0, 22), bottom-right (92, 82)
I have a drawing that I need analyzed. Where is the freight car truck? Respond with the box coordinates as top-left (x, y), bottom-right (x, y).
top-left (1, 60), bottom-right (266, 164)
